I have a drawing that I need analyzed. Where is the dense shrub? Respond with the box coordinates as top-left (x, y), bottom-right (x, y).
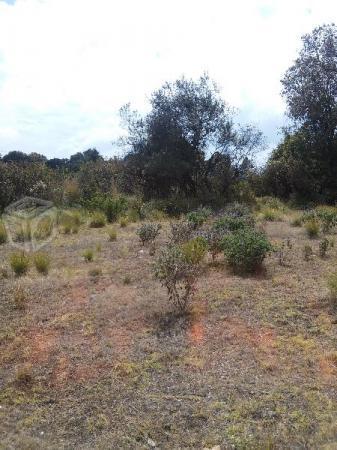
top-left (222, 228), bottom-right (272, 273)
top-left (181, 236), bottom-right (208, 265)
top-left (315, 206), bottom-right (337, 233)
top-left (202, 228), bottom-right (227, 261)
top-left (136, 223), bottom-right (161, 246)
top-left (84, 194), bottom-right (128, 223)
top-left (10, 252), bottom-right (30, 276)
top-left (213, 214), bottom-right (254, 232)
top-left (154, 245), bottom-right (198, 311)
top-left (33, 253), bottom-right (51, 275)
top-left (186, 207), bottom-right (211, 230)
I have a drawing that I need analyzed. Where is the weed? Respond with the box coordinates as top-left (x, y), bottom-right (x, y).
top-left (119, 217), bottom-right (128, 228)
top-left (33, 253), bottom-right (51, 275)
top-left (89, 267), bottom-right (102, 280)
top-left (13, 285), bottom-right (27, 310)
top-left (327, 271), bottom-right (337, 304)
top-left (14, 221), bottom-right (32, 243)
top-left (291, 216), bottom-right (302, 227)
top-left (10, 252), bottom-right (30, 276)
top-left (33, 216), bottom-right (53, 240)
top-left (123, 275), bottom-right (131, 285)
top-left (15, 364), bottom-right (33, 386)
top-left (260, 207), bottom-right (282, 221)
top-left (89, 212), bottom-right (106, 228)
top-left (107, 228), bottom-right (117, 241)
top-left (186, 207), bottom-right (211, 229)
top-left (83, 249), bottom-right (94, 262)
top-left (303, 245), bottom-right (313, 261)
top-left (305, 219), bottom-right (320, 238)
top-left (181, 236), bottom-right (208, 265)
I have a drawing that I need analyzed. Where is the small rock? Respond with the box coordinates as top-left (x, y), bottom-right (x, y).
top-left (147, 438), bottom-right (156, 448)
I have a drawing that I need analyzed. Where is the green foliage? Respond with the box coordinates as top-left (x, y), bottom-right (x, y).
top-left (10, 252), bottom-right (30, 276)
top-left (222, 228), bottom-right (272, 273)
top-left (154, 245), bottom-right (198, 311)
top-left (136, 223), bottom-right (161, 246)
top-left (58, 210), bottom-right (81, 234)
top-left (0, 221), bottom-right (7, 244)
top-left (89, 212), bottom-right (106, 228)
top-left (33, 253), bottom-right (51, 275)
top-left (305, 219), bottom-right (320, 238)
top-left (181, 236), bottom-right (208, 265)
top-left (84, 194), bottom-right (128, 223)
top-left (315, 206), bottom-right (337, 233)
top-left (82, 249), bottom-right (94, 262)
top-left (186, 208), bottom-right (211, 229)
top-left (214, 215), bottom-right (254, 232)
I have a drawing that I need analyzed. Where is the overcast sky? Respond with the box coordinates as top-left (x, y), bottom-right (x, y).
top-left (0, 0), bottom-right (336, 162)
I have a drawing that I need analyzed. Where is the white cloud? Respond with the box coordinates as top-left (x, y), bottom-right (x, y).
top-left (0, 0), bottom-right (336, 159)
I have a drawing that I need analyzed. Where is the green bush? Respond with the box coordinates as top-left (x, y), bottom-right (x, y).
top-left (202, 228), bottom-right (227, 261)
top-left (84, 194), bottom-right (128, 223)
top-left (89, 212), bottom-right (106, 228)
top-left (33, 253), bottom-right (51, 275)
top-left (0, 221), bottom-right (7, 244)
top-left (186, 207), bottom-right (211, 230)
top-left (222, 228), bottom-right (272, 273)
top-left (315, 206), bottom-right (337, 233)
top-left (10, 252), bottom-right (30, 276)
top-left (181, 237), bottom-right (208, 265)
top-left (260, 207), bottom-right (282, 222)
top-left (305, 219), bottom-right (320, 238)
top-left (213, 214), bottom-right (254, 232)
top-left (136, 223), bottom-right (161, 246)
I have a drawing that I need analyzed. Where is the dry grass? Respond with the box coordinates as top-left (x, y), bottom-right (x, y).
top-left (0, 213), bottom-right (336, 448)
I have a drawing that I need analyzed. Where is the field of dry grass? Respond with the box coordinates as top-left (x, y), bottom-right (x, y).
top-left (0, 211), bottom-right (337, 449)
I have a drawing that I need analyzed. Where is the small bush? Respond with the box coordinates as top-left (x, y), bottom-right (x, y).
top-left (13, 285), bottom-right (27, 310)
top-left (186, 208), bottom-right (211, 230)
top-left (0, 221), bottom-right (7, 244)
top-left (136, 223), bottom-right (161, 246)
top-left (14, 221), bottom-right (32, 243)
top-left (315, 206), bottom-right (337, 233)
top-left (89, 212), bottom-right (106, 228)
top-left (154, 245), bottom-right (198, 311)
top-left (291, 216), bottom-right (302, 227)
top-left (303, 245), bottom-right (313, 261)
top-left (256, 196), bottom-right (286, 211)
top-left (108, 228), bottom-right (117, 241)
top-left (33, 253), bottom-right (50, 275)
top-left (10, 252), bottom-right (30, 276)
top-left (58, 211), bottom-right (81, 234)
top-left (260, 207), bottom-right (282, 222)
top-left (83, 249), bottom-right (94, 262)
top-left (33, 216), bottom-right (53, 240)
top-left (319, 238), bottom-right (329, 258)
top-left (202, 228), bottom-right (227, 261)
top-left (169, 221), bottom-right (193, 244)
top-left (327, 271), bottom-right (337, 304)
top-left (119, 217), bottom-right (128, 228)
top-left (181, 237), bottom-right (208, 265)
top-left (222, 228), bottom-right (272, 273)
top-left (305, 219), bottom-right (320, 238)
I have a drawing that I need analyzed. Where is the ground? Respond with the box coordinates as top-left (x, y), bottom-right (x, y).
top-left (0, 215), bottom-right (336, 449)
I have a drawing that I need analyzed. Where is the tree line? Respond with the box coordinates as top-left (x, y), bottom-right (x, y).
top-left (1, 23), bottom-right (337, 210)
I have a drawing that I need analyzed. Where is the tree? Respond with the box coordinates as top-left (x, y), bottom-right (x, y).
top-left (120, 75), bottom-right (263, 199)
top-left (274, 24), bottom-right (337, 202)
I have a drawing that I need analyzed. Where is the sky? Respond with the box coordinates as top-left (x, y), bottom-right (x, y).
top-left (0, 0), bottom-right (336, 163)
